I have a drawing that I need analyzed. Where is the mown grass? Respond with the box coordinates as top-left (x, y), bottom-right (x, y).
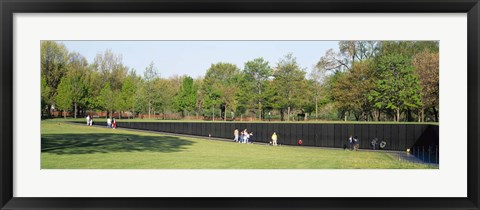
top-left (41, 120), bottom-right (437, 169)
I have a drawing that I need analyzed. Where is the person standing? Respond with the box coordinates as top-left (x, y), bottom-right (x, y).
top-left (353, 136), bottom-right (359, 151)
top-left (271, 132), bottom-right (278, 146)
top-left (348, 135), bottom-right (353, 150)
top-left (112, 118), bottom-right (117, 129)
top-left (233, 128), bottom-right (239, 142)
top-left (238, 130), bottom-right (243, 143)
top-left (107, 117), bottom-right (112, 128)
top-left (249, 132), bottom-right (254, 143)
top-left (243, 129), bottom-right (249, 144)
top-left (86, 115), bottom-right (90, 126)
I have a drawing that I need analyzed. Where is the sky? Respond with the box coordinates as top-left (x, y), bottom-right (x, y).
top-left (60, 41), bottom-right (339, 78)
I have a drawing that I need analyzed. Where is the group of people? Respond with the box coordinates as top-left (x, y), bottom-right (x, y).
top-left (85, 115), bottom-right (93, 126)
top-left (233, 128), bottom-right (254, 144)
top-left (86, 115), bottom-right (117, 129)
top-left (232, 129), bottom-right (279, 146)
top-left (107, 117), bottom-right (117, 129)
top-left (346, 135), bottom-right (360, 151)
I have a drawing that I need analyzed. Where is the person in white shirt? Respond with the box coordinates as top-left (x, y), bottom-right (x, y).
top-left (86, 115), bottom-right (90, 126)
top-left (243, 129), bottom-right (249, 144)
top-left (107, 117), bottom-right (112, 128)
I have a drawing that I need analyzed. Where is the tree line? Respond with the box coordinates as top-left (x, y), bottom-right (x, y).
top-left (41, 40), bottom-right (439, 122)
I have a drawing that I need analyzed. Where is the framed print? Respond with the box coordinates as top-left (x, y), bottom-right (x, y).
top-left (1, 0), bottom-right (479, 209)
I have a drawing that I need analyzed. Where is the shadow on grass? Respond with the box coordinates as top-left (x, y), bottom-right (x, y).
top-left (41, 133), bottom-right (195, 155)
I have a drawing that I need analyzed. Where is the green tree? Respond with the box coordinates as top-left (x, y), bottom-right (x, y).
top-left (332, 60), bottom-right (376, 121)
top-left (152, 78), bottom-right (175, 119)
top-left (41, 41), bottom-right (69, 117)
top-left (202, 63), bottom-right (240, 120)
top-left (240, 58), bottom-right (273, 119)
top-left (41, 76), bottom-right (50, 116)
top-left (120, 71), bottom-right (138, 118)
top-left (271, 53), bottom-right (307, 121)
top-left (67, 52), bottom-right (89, 118)
top-left (413, 50), bottom-right (439, 122)
top-left (142, 62), bottom-right (160, 118)
top-left (369, 54), bottom-right (422, 121)
top-left (92, 50), bottom-right (128, 117)
top-left (55, 77), bottom-right (73, 118)
top-left (309, 63), bottom-right (328, 119)
top-left (99, 82), bottom-right (115, 117)
top-left (175, 76), bottom-right (197, 117)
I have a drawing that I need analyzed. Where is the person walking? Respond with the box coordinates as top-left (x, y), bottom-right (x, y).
top-left (271, 132), bottom-right (278, 146)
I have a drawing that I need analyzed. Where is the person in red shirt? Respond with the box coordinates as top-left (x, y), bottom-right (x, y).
top-left (112, 118), bottom-right (117, 129)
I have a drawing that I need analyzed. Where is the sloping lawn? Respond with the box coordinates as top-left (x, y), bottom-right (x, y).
top-left (41, 120), bottom-right (436, 169)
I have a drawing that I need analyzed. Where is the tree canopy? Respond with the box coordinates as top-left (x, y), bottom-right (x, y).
top-left (41, 41), bottom-right (439, 122)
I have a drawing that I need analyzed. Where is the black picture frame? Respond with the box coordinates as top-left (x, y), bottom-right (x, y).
top-left (1, 0), bottom-right (479, 209)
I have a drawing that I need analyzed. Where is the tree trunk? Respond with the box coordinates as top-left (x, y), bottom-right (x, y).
top-left (47, 104), bottom-right (52, 118)
top-left (259, 101), bottom-right (262, 120)
top-left (280, 109), bottom-right (284, 121)
top-left (433, 107), bottom-right (439, 122)
top-left (63, 110), bottom-right (66, 119)
top-left (396, 108), bottom-right (400, 122)
top-left (287, 106), bottom-right (291, 121)
top-left (315, 95), bottom-right (318, 120)
top-left (421, 108), bottom-right (425, 122)
top-left (418, 110), bottom-right (421, 122)
top-left (224, 105), bottom-right (227, 121)
top-left (148, 103), bottom-right (151, 119)
top-left (74, 103), bottom-right (77, 119)
top-left (371, 110), bottom-right (379, 121)
top-left (407, 109), bottom-right (412, 122)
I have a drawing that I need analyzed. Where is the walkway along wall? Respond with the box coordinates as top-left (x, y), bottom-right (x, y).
top-left (92, 122), bottom-right (439, 151)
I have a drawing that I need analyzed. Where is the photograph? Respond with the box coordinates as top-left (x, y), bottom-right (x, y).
top-left (40, 40), bottom-right (440, 169)
top-left (2, 0), bottom-right (477, 208)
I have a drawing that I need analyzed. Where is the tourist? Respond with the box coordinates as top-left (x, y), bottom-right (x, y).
top-left (239, 130), bottom-right (243, 143)
top-left (233, 128), bottom-right (239, 142)
top-left (249, 132), bottom-right (254, 143)
top-left (348, 135), bottom-right (353, 150)
top-left (243, 129), bottom-right (249, 144)
top-left (86, 115), bottom-right (90, 126)
top-left (107, 117), bottom-right (112, 128)
top-left (353, 136), bottom-right (359, 151)
top-left (371, 138), bottom-right (378, 150)
top-left (112, 118), bottom-right (117, 129)
top-left (271, 132), bottom-right (278, 146)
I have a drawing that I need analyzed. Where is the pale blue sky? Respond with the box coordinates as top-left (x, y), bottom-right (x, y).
top-left (60, 41), bottom-right (339, 78)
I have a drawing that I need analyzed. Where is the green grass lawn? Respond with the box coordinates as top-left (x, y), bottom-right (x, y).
top-left (41, 120), bottom-right (437, 169)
